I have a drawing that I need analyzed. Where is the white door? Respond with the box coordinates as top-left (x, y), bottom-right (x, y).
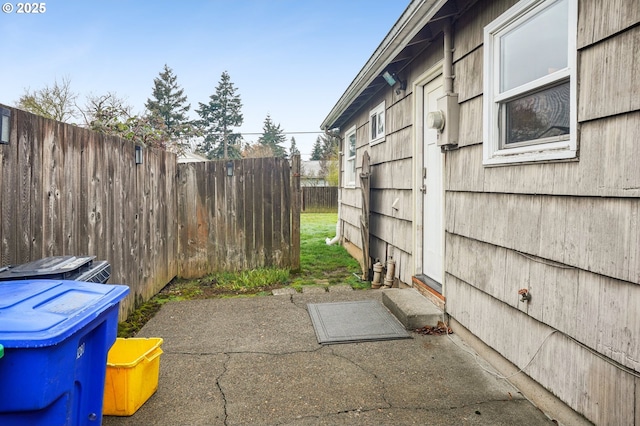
top-left (422, 77), bottom-right (444, 285)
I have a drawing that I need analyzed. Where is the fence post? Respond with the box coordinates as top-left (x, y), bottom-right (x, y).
top-left (291, 155), bottom-right (301, 271)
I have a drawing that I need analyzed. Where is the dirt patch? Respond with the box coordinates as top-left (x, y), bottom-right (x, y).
top-left (118, 278), bottom-right (287, 337)
top-left (158, 277), bottom-right (284, 299)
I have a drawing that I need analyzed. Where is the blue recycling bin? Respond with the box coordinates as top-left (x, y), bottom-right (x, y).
top-left (0, 279), bottom-right (129, 425)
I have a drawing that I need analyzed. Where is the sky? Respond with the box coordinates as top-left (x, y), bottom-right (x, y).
top-left (0, 0), bottom-right (409, 159)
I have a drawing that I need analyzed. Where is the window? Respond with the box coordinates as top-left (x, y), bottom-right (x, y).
top-left (369, 101), bottom-right (385, 145)
top-left (344, 126), bottom-right (357, 187)
top-left (483, 0), bottom-right (577, 165)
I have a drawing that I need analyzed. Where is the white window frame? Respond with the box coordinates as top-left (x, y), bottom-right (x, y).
top-left (344, 125), bottom-right (357, 187)
top-left (483, 0), bottom-right (577, 166)
top-left (369, 101), bottom-right (385, 145)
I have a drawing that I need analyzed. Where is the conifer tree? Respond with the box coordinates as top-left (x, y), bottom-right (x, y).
top-left (196, 71), bottom-right (244, 159)
top-left (289, 136), bottom-right (300, 158)
top-left (310, 136), bottom-right (323, 160)
top-left (145, 64), bottom-right (191, 141)
top-left (257, 114), bottom-right (287, 157)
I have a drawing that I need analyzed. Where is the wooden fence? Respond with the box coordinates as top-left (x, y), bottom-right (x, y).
top-left (0, 106), bottom-right (177, 317)
top-left (177, 156), bottom-right (301, 277)
top-left (0, 105), bottom-right (301, 319)
top-left (302, 186), bottom-right (338, 212)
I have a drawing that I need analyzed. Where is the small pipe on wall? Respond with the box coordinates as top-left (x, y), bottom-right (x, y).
top-left (443, 19), bottom-right (454, 95)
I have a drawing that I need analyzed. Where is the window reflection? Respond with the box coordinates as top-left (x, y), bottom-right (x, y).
top-left (500, 0), bottom-right (568, 92)
top-left (505, 81), bottom-right (569, 145)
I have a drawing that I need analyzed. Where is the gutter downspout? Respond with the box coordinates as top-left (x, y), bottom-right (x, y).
top-left (325, 199), bottom-right (341, 245)
top-left (326, 146), bottom-right (343, 246)
top-left (443, 19), bottom-right (454, 95)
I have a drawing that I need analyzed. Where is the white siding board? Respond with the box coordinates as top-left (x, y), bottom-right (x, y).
top-left (583, 112), bottom-right (640, 194)
top-left (598, 279), bottom-right (640, 371)
top-left (446, 145), bottom-right (484, 193)
top-left (448, 192), bottom-right (640, 283)
top-left (370, 159), bottom-right (413, 190)
top-left (397, 249), bottom-right (412, 285)
top-left (387, 95), bottom-right (414, 132)
top-left (447, 274), bottom-right (637, 426)
top-left (340, 202), bottom-right (361, 231)
top-left (457, 96), bottom-right (483, 147)
top-left (637, 376), bottom-right (640, 426)
top-left (452, 0), bottom-right (518, 61)
top-left (449, 113), bottom-right (640, 197)
top-left (369, 127), bottom-right (413, 164)
top-left (573, 269), bottom-right (602, 350)
top-left (578, 0), bottom-right (640, 48)
top-left (536, 196), bottom-right (569, 265)
top-left (343, 220), bottom-right (362, 248)
top-left (447, 233), bottom-right (640, 371)
top-left (445, 232), bottom-right (507, 301)
top-left (370, 235), bottom-right (386, 263)
top-left (453, 46), bottom-right (483, 102)
top-left (370, 213), bottom-right (413, 254)
top-left (341, 188), bottom-right (361, 209)
top-left (370, 189), bottom-right (413, 221)
top-left (579, 25), bottom-right (640, 121)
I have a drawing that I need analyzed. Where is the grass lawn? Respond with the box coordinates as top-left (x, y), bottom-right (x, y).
top-left (118, 212), bottom-right (367, 337)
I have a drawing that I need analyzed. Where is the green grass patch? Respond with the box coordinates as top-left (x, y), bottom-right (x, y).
top-left (291, 213), bottom-right (366, 289)
top-left (118, 212), bottom-right (368, 337)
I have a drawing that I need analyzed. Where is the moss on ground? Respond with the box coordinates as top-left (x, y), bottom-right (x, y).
top-left (118, 212), bottom-right (368, 337)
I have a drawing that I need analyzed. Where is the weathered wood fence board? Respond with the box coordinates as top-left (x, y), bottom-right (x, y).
top-left (1, 105), bottom-right (301, 318)
top-left (302, 186), bottom-right (338, 212)
top-left (176, 156), bottom-right (300, 278)
top-left (0, 106), bottom-right (177, 317)
top-left (290, 155), bottom-right (301, 271)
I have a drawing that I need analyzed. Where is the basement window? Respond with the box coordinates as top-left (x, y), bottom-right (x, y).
top-left (483, 0), bottom-right (577, 165)
top-left (369, 101), bottom-right (385, 145)
top-left (344, 126), bottom-right (356, 187)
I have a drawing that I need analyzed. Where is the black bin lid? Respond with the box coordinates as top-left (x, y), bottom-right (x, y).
top-left (0, 256), bottom-right (95, 280)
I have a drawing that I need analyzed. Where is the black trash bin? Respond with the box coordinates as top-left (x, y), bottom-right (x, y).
top-left (0, 256), bottom-right (111, 284)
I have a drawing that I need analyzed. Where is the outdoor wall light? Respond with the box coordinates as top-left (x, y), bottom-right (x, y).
top-left (382, 71), bottom-right (407, 93)
top-left (0, 108), bottom-right (11, 144)
top-left (382, 71), bottom-right (398, 86)
top-left (135, 145), bottom-right (143, 165)
top-left (226, 160), bottom-right (234, 177)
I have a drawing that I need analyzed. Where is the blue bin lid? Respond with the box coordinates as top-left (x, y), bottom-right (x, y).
top-left (0, 279), bottom-right (129, 348)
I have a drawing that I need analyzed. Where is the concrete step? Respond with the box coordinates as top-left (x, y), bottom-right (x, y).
top-left (382, 288), bottom-right (443, 330)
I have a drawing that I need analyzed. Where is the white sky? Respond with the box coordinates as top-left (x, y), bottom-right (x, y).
top-left (0, 0), bottom-right (408, 159)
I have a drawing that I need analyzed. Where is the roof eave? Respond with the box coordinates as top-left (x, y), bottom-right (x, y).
top-left (321, 0), bottom-right (448, 132)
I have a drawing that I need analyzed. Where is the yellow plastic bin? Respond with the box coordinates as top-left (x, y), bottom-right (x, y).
top-left (103, 337), bottom-right (163, 416)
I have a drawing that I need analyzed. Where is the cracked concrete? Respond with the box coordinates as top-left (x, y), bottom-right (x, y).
top-left (103, 290), bottom-right (553, 426)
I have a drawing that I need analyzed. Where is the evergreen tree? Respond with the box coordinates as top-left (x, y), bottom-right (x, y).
top-left (289, 136), bottom-right (300, 158)
top-left (196, 71), bottom-right (244, 159)
top-left (257, 114), bottom-right (287, 157)
top-left (145, 64), bottom-right (191, 141)
top-left (310, 136), bottom-right (323, 160)
top-left (320, 132), bottom-right (340, 186)
top-left (319, 132), bottom-right (339, 159)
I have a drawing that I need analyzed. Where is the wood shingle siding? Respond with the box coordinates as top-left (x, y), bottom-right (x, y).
top-left (577, 0), bottom-right (640, 47)
top-left (324, 0), bottom-right (639, 422)
top-left (579, 25), bottom-right (640, 121)
top-left (447, 191), bottom-right (640, 283)
top-left (447, 112), bottom-right (640, 197)
top-left (447, 273), bottom-right (637, 426)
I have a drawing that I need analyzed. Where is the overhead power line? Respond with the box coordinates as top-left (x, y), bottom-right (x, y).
top-left (234, 131), bottom-right (325, 136)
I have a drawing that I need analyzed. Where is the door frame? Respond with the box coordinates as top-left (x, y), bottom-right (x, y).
top-left (413, 60), bottom-right (445, 286)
